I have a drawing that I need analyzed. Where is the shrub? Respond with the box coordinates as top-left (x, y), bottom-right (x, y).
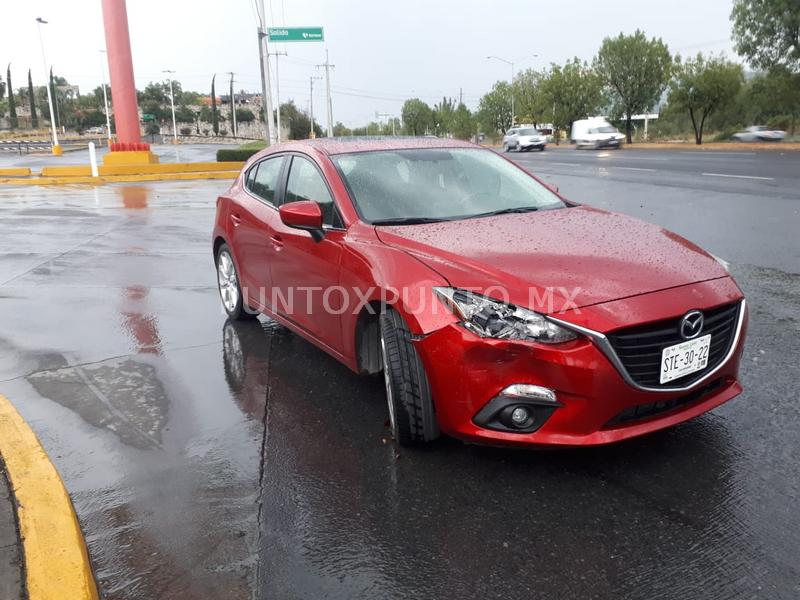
top-left (219, 129), bottom-right (227, 136)
top-left (712, 127), bottom-right (739, 141)
top-left (180, 126), bottom-right (192, 135)
top-left (766, 115), bottom-right (792, 131)
top-left (216, 148), bottom-right (260, 162)
top-left (144, 122), bottom-right (160, 135)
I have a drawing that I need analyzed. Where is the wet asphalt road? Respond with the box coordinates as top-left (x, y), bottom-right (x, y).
top-left (0, 146), bottom-right (798, 599)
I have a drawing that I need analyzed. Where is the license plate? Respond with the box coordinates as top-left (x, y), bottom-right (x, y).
top-left (660, 334), bottom-right (711, 384)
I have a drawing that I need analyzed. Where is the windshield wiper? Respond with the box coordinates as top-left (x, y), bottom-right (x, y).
top-left (467, 206), bottom-right (540, 219)
top-left (371, 217), bottom-right (451, 226)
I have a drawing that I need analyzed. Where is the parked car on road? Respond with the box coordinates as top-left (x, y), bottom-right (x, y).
top-left (732, 126), bottom-right (786, 142)
top-left (85, 126), bottom-right (106, 135)
top-left (502, 127), bottom-right (547, 152)
top-left (213, 137), bottom-right (747, 448)
top-left (571, 118), bottom-right (625, 149)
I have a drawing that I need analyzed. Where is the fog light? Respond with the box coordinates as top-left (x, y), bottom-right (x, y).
top-left (510, 406), bottom-right (530, 426)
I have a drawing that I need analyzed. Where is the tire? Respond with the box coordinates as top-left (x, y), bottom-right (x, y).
top-left (503, 143), bottom-right (510, 153)
top-left (379, 309), bottom-right (439, 445)
top-left (216, 244), bottom-right (258, 321)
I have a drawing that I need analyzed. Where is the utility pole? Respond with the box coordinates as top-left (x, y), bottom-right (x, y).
top-left (270, 50), bottom-right (287, 142)
top-left (35, 17), bottom-right (60, 154)
top-left (99, 50), bottom-right (112, 141)
top-left (309, 75), bottom-right (322, 138)
top-left (228, 72), bottom-right (236, 137)
top-left (254, 0), bottom-right (275, 144)
top-left (163, 69), bottom-right (177, 144)
top-left (316, 49), bottom-right (334, 137)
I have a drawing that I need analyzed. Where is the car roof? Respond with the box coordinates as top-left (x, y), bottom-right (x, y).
top-left (272, 136), bottom-right (479, 156)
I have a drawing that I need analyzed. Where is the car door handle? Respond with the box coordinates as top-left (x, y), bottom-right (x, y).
top-left (230, 213), bottom-right (242, 227)
top-left (270, 233), bottom-right (284, 250)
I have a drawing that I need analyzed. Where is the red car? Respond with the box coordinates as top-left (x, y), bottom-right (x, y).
top-left (212, 138), bottom-right (747, 447)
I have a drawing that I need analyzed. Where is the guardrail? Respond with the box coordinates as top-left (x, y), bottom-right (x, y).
top-left (0, 137), bottom-right (107, 155)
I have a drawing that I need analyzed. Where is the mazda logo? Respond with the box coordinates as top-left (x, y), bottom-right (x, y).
top-left (680, 310), bottom-right (704, 340)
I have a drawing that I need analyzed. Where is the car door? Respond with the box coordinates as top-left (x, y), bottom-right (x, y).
top-left (228, 154), bottom-right (286, 308)
top-left (269, 154), bottom-right (346, 352)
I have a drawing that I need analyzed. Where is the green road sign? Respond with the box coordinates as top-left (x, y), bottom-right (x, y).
top-left (267, 27), bottom-right (324, 42)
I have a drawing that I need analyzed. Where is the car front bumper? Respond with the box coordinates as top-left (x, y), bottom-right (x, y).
top-left (413, 279), bottom-right (747, 447)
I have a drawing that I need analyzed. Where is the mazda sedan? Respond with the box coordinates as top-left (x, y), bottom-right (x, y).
top-left (212, 138), bottom-right (747, 447)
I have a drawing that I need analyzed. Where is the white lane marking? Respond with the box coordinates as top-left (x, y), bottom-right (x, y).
top-left (690, 151), bottom-right (756, 156)
top-left (615, 166), bottom-right (656, 172)
top-left (702, 172), bottom-right (774, 181)
top-left (547, 161), bottom-right (581, 167)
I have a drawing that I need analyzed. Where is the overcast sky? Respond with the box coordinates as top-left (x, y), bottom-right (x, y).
top-left (5, 0), bottom-right (739, 126)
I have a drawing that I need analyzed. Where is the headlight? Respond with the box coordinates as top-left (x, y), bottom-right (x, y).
top-left (433, 287), bottom-right (577, 344)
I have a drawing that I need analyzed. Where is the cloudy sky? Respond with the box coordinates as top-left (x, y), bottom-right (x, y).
top-left (5, 0), bottom-right (739, 126)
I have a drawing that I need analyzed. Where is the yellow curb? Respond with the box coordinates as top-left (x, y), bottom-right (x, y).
top-left (0, 170), bottom-right (240, 186)
top-left (0, 168), bottom-right (31, 177)
top-left (0, 394), bottom-right (99, 600)
top-left (40, 161), bottom-right (244, 177)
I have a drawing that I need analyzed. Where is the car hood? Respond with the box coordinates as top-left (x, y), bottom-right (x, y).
top-left (374, 206), bottom-right (728, 313)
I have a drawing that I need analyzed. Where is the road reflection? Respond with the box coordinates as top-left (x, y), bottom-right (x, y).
top-left (220, 316), bottom-right (751, 599)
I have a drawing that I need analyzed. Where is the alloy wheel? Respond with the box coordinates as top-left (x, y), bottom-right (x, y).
top-left (217, 251), bottom-right (239, 314)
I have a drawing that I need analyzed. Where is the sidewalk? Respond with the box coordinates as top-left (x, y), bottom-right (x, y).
top-left (0, 458), bottom-right (24, 600)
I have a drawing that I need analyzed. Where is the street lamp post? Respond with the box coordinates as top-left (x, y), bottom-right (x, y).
top-left (163, 69), bottom-right (177, 144)
top-left (99, 50), bottom-right (112, 142)
top-left (487, 54), bottom-right (538, 129)
top-left (35, 17), bottom-right (60, 155)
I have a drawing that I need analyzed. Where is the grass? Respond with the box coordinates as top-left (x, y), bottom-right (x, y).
top-left (238, 140), bottom-right (267, 151)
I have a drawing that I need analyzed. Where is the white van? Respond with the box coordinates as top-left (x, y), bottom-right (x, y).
top-left (571, 118), bottom-right (625, 149)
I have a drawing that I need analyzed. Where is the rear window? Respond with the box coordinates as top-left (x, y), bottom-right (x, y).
top-left (519, 128), bottom-right (538, 135)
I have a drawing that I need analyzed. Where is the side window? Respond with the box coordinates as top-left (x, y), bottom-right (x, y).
top-left (247, 156), bottom-right (284, 205)
top-left (285, 156), bottom-right (337, 226)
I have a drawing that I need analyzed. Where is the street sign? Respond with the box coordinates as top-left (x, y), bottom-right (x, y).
top-left (267, 27), bottom-right (324, 42)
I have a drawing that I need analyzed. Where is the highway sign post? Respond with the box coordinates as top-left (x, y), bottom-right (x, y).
top-left (267, 27), bottom-right (324, 42)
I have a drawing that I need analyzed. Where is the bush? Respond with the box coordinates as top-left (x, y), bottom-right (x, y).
top-left (766, 115), bottom-right (792, 131)
top-left (216, 148), bottom-right (260, 162)
top-left (180, 126), bottom-right (192, 135)
top-left (712, 127), bottom-right (740, 141)
top-left (219, 129), bottom-right (227, 136)
top-left (144, 122), bottom-right (160, 135)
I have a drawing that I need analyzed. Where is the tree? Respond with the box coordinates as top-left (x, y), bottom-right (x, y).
top-left (332, 122), bottom-right (352, 136)
top-left (401, 98), bottom-right (433, 135)
top-left (276, 100), bottom-right (321, 139)
top-left (477, 81), bottom-right (513, 134)
top-left (229, 77), bottom-right (236, 136)
top-left (174, 104), bottom-right (196, 123)
top-left (452, 102), bottom-right (475, 140)
top-left (594, 30), bottom-right (673, 142)
top-left (235, 107), bottom-right (255, 123)
top-left (211, 75), bottom-right (219, 135)
top-left (541, 58), bottom-right (605, 138)
top-left (747, 66), bottom-right (800, 134)
top-left (514, 68), bottom-right (549, 125)
top-left (7, 66), bottom-right (18, 129)
top-left (28, 70), bottom-right (38, 128)
top-left (668, 54), bottom-right (744, 144)
top-left (432, 96), bottom-right (456, 135)
top-left (732, 0), bottom-right (800, 72)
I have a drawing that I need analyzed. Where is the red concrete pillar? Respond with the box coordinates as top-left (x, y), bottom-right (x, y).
top-left (101, 0), bottom-right (141, 144)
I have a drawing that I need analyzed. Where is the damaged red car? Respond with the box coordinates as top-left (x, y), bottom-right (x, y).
top-left (212, 138), bottom-right (747, 447)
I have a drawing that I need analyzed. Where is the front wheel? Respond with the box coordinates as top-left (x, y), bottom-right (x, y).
top-left (216, 244), bottom-right (258, 321)
top-left (379, 309), bottom-right (439, 445)
top-left (502, 143), bottom-right (510, 153)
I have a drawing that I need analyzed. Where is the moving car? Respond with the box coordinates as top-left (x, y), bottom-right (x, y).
top-left (502, 127), bottom-right (547, 152)
top-left (212, 137), bottom-right (747, 448)
top-left (571, 118), bottom-right (625, 149)
top-left (732, 126), bottom-right (786, 142)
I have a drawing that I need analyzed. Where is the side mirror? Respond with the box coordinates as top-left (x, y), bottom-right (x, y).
top-left (546, 183), bottom-right (559, 194)
top-left (279, 200), bottom-right (324, 241)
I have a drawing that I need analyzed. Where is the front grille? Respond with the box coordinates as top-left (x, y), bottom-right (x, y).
top-left (605, 378), bottom-right (724, 427)
top-left (606, 302), bottom-right (740, 388)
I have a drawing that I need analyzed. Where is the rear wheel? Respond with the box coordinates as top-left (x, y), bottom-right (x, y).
top-left (379, 309), bottom-right (439, 445)
top-left (216, 244), bottom-right (258, 321)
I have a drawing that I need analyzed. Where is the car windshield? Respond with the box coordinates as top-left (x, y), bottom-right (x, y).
top-left (518, 128), bottom-right (538, 135)
top-left (332, 148), bottom-right (566, 224)
top-left (596, 126), bottom-right (617, 133)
